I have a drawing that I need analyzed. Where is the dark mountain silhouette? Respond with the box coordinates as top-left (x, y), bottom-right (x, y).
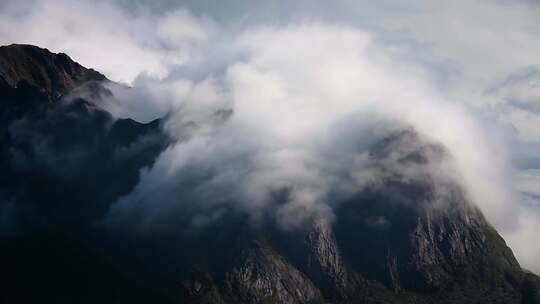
top-left (0, 44), bottom-right (169, 231)
top-left (0, 44), bottom-right (538, 304)
top-left (0, 44), bottom-right (171, 303)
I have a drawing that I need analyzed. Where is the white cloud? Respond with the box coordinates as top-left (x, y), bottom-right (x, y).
top-left (0, 0), bottom-right (212, 83)
top-left (506, 204), bottom-right (540, 274)
top-left (105, 25), bottom-right (518, 240)
top-left (516, 169), bottom-right (540, 198)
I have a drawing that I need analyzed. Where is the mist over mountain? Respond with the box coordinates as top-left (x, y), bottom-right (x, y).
top-left (1, 1), bottom-right (540, 303)
top-left (0, 43), bottom-right (538, 304)
top-left (0, 44), bottom-right (169, 232)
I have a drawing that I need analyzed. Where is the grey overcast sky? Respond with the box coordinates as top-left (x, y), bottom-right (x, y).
top-left (1, 0), bottom-right (540, 273)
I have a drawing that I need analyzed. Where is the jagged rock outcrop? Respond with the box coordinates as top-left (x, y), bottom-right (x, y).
top-left (304, 219), bottom-right (349, 296)
top-left (224, 239), bottom-right (323, 304)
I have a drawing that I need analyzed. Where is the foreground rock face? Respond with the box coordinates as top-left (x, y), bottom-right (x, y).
top-left (177, 130), bottom-right (539, 304)
top-left (0, 44), bottom-right (538, 304)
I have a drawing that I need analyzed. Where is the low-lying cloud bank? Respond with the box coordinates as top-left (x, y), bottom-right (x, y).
top-left (105, 25), bottom-right (514, 235)
top-left (1, 0), bottom-right (539, 274)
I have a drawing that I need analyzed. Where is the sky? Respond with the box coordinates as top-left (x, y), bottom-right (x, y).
top-left (0, 0), bottom-right (539, 273)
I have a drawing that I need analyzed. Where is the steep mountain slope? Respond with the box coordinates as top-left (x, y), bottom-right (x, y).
top-left (176, 130), bottom-right (540, 304)
top-left (0, 44), bottom-right (538, 304)
top-left (0, 44), bottom-right (169, 231)
top-left (0, 44), bottom-right (172, 303)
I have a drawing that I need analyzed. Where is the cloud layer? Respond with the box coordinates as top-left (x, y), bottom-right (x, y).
top-left (105, 24), bottom-right (514, 237)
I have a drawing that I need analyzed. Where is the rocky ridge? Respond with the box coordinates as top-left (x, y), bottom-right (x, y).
top-left (0, 44), bottom-right (106, 100)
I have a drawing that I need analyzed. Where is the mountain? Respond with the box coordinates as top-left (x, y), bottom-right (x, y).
top-left (0, 44), bottom-right (106, 100)
top-left (176, 130), bottom-right (540, 304)
top-left (0, 44), bottom-right (169, 231)
top-left (0, 44), bottom-right (538, 304)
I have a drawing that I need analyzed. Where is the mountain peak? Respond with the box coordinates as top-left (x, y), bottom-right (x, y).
top-left (0, 43), bottom-right (106, 100)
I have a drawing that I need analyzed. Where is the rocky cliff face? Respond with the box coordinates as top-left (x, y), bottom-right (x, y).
top-left (0, 44), bottom-right (538, 304)
top-left (177, 130), bottom-right (539, 304)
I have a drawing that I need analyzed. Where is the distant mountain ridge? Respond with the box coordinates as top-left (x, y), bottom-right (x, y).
top-left (0, 43), bottom-right (538, 304)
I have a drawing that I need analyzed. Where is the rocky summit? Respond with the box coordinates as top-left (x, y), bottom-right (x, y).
top-left (0, 44), bottom-right (106, 100)
top-left (0, 44), bottom-right (538, 304)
